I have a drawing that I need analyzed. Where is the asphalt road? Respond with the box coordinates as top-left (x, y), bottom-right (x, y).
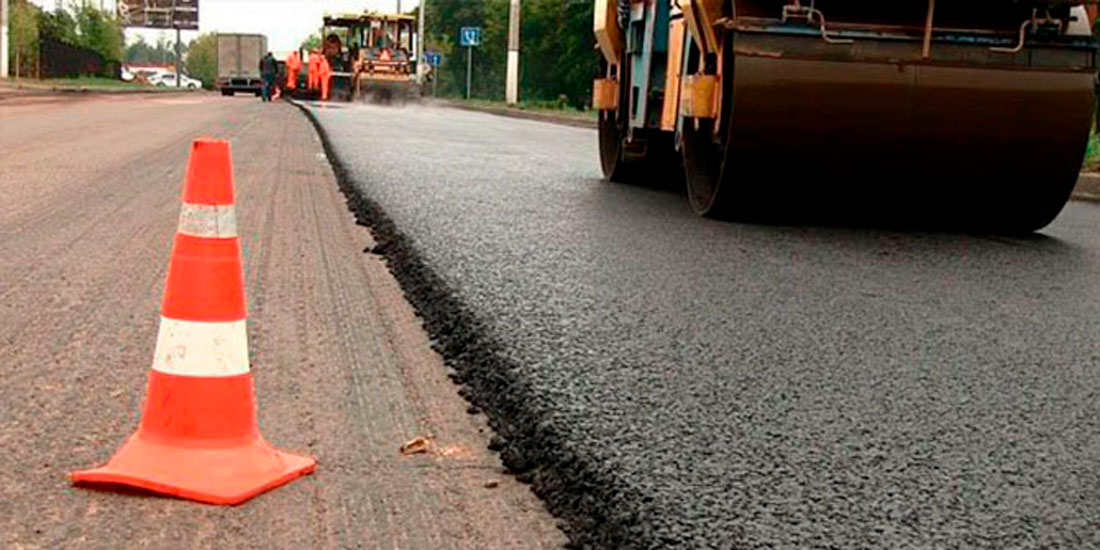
top-left (310, 102), bottom-right (1100, 549)
top-left (0, 94), bottom-right (564, 549)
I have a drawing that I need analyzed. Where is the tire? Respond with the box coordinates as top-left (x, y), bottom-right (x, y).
top-left (680, 28), bottom-right (740, 219)
top-left (597, 56), bottom-right (677, 185)
top-left (597, 52), bottom-right (647, 183)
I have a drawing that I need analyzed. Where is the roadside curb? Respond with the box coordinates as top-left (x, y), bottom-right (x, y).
top-left (0, 80), bottom-right (204, 96)
top-left (434, 99), bottom-right (597, 129)
top-left (1074, 173), bottom-right (1100, 202)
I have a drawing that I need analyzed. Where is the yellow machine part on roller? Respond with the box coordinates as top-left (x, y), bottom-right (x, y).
top-left (595, 0), bottom-right (1100, 232)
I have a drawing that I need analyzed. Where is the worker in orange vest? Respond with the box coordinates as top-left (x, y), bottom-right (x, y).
top-left (307, 50), bottom-right (321, 91)
top-left (319, 55), bottom-right (332, 101)
top-left (286, 50), bottom-right (302, 90)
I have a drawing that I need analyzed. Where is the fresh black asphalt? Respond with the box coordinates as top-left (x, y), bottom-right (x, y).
top-left (304, 101), bottom-right (1100, 549)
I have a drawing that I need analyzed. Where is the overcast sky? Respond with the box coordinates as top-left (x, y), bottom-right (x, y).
top-left (29, 0), bottom-right (417, 53)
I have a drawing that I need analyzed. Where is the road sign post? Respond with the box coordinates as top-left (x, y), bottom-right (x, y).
top-left (459, 27), bottom-right (480, 100)
top-left (425, 51), bottom-right (441, 97)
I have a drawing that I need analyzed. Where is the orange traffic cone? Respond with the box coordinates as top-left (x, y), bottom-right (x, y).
top-left (70, 138), bottom-right (315, 505)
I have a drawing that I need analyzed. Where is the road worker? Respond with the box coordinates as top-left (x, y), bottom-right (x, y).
top-left (285, 50), bottom-right (302, 90)
top-left (319, 55), bottom-right (332, 101)
top-left (259, 51), bottom-right (277, 102)
top-left (307, 50), bottom-right (321, 91)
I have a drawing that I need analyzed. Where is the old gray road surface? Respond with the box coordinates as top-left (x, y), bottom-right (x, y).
top-left (312, 102), bottom-right (1100, 549)
top-left (0, 94), bottom-right (564, 549)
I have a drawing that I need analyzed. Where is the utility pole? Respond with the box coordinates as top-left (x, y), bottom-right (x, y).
top-left (173, 1), bottom-right (181, 87)
top-left (505, 0), bottom-right (520, 105)
top-left (175, 27), bottom-right (181, 87)
top-left (416, 0), bottom-right (425, 84)
top-left (1, 0), bottom-right (9, 79)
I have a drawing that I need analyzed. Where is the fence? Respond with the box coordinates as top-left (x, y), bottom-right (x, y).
top-left (38, 38), bottom-right (118, 79)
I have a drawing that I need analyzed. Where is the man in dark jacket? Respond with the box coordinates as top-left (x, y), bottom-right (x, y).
top-left (259, 52), bottom-right (277, 102)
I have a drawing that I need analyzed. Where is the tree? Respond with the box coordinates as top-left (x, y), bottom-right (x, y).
top-left (125, 36), bottom-right (155, 63)
top-left (301, 33), bottom-right (322, 51)
top-left (125, 35), bottom-right (182, 64)
top-left (38, 6), bottom-right (78, 45)
top-left (520, 0), bottom-right (596, 109)
top-left (425, 0), bottom-right (509, 99)
top-left (186, 33), bottom-right (218, 89)
top-left (9, 2), bottom-right (127, 79)
top-left (8, 0), bottom-right (41, 78)
top-left (423, 0), bottom-right (596, 106)
top-left (74, 3), bottom-right (123, 62)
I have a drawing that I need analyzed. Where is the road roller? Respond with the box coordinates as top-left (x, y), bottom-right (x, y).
top-left (593, 1), bottom-right (1100, 231)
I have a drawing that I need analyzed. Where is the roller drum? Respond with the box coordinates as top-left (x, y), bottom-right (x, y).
top-left (699, 30), bottom-right (1097, 231)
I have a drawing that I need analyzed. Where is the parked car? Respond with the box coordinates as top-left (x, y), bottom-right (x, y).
top-left (127, 68), bottom-right (172, 85)
top-left (152, 73), bottom-right (203, 89)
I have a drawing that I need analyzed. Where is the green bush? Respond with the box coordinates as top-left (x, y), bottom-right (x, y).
top-left (1084, 131), bottom-right (1100, 172)
top-left (186, 33), bottom-right (218, 89)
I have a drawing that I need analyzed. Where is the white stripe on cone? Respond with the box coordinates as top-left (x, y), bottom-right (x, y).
top-left (177, 203), bottom-right (238, 238)
top-left (152, 317), bottom-right (250, 377)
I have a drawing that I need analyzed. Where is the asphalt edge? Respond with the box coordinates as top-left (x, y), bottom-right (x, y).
top-left (289, 99), bottom-right (654, 549)
top-left (433, 99), bottom-right (598, 130)
top-left (429, 98), bottom-right (1100, 204)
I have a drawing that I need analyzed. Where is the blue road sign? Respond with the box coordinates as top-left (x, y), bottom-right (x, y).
top-left (425, 52), bottom-right (442, 67)
top-left (459, 27), bottom-right (481, 47)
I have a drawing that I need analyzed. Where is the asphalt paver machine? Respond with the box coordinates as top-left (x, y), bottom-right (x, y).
top-left (321, 12), bottom-right (423, 103)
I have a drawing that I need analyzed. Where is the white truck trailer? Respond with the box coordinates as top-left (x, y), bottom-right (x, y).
top-left (216, 33), bottom-right (268, 96)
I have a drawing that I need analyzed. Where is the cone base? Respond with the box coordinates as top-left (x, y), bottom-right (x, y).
top-left (70, 432), bottom-right (316, 505)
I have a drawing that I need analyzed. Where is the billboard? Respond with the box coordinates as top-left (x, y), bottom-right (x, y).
top-left (117, 0), bottom-right (199, 30)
